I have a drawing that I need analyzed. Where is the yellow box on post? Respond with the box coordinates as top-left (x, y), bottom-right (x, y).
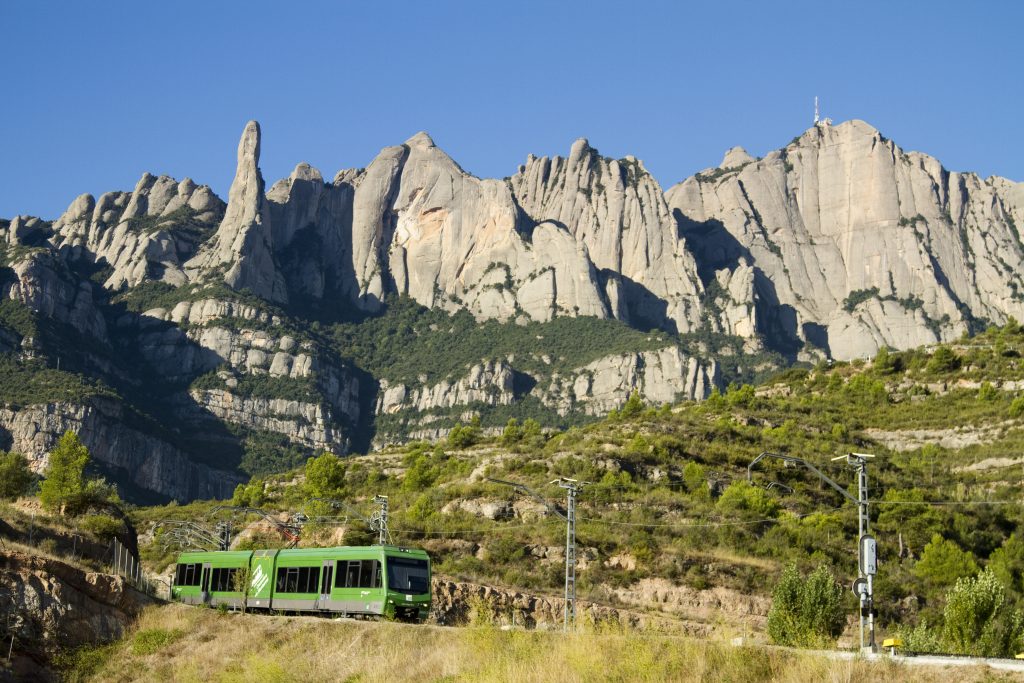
top-left (882, 638), bottom-right (902, 655)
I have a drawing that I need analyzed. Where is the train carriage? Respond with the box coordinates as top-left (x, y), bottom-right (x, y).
top-left (171, 545), bottom-right (430, 622)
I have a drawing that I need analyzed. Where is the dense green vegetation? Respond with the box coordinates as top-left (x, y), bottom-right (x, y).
top-left (328, 296), bottom-right (671, 384)
top-left (0, 356), bottom-right (118, 408)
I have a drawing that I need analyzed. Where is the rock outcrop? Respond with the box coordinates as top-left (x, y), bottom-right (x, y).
top-left (0, 399), bottom-right (242, 501)
top-left (668, 119), bottom-right (1024, 359)
top-left (190, 389), bottom-right (348, 453)
top-left (4, 116), bottom-right (1024, 499)
top-left (372, 346), bottom-right (717, 441)
top-left (541, 347), bottom-right (718, 416)
top-left (2, 251), bottom-right (107, 342)
top-left (186, 121), bottom-right (286, 303)
top-left (430, 575), bottom-right (710, 633)
top-left (0, 549), bottom-right (155, 677)
top-left (51, 173), bottom-right (224, 290)
top-left (509, 139), bottom-right (705, 332)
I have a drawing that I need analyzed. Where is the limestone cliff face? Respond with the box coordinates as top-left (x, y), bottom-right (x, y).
top-left (376, 360), bottom-right (516, 414)
top-left (667, 120), bottom-right (1024, 359)
top-left (373, 347), bottom-right (717, 441)
top-left (540, 347), bottom-right (718, 416)
top-left (2, 250), bottom-right (108, 341)
top-left (510, 140), bottom-right (705, 332)
top-left (190, 389), bottom-right (348, 453)
top-left (0, 399), bottom-right (242, 501)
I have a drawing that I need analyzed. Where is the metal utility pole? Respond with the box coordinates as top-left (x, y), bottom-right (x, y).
top-left (556, 478), bottom-right (584, 630)
top-left (748, 451), bottom-right (877, 652)
top-left (371, 495), bottom-right (391, 545)
top-left (487, 477), bottom-right (587, 632)
top-left (307, 495), bottom-right (392, 545)
top-left (836, 452), bottom-right (877, 653)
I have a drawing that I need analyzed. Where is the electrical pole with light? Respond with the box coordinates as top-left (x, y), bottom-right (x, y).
top-left (748, 451), bottom-right (877, 651)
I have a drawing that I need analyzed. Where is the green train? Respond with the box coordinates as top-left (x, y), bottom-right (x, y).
top-left (170, 545), bottom-right (431, 622)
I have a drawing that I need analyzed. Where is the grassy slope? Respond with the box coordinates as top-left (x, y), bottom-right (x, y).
top-left (64, 604), bottom-right (1017, 683)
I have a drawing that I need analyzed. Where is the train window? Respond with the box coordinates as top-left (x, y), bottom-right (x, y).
top-left (177, 563), bottom-right (202, 587)
top-left (387, 557), bottom-right (429, 594)
top-left (210, 568), bottom-right (238, 592)
top-left (300, 567), bottom-right (320, 594)
top-left (277, 567), bottom-right (297, 593)
top-left (346, 561), bottom-right (361, 588)
top-left (277, 566), bottom-right (320, 593)
top-left (359, 560), bottom-right (376, 588)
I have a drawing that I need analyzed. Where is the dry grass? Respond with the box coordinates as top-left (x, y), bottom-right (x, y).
top-left (76, 604), bottom-right (1024, 683)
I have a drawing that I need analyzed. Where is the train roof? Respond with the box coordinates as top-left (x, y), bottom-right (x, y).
top-left (176, 545), bottom-right (429, 560)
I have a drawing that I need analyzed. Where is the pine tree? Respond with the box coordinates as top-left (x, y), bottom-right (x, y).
top-left (39, 431), bottom-right (90, 514)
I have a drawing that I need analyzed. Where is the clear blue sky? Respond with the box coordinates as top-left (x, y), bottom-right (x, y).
top-left (2, 1), bottom-right (1021, 220)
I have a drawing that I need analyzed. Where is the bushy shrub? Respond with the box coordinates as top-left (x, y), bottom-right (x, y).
top-left (39, 431), bottom-right (90, 514)
top-left (500, 418), bottom-right (523, 446)
top-left (448, 417), bottom-right (482, 449)
top-left (978, 382), bottom-right (998, 401)
top-left (1009, 396), bottom-right (1024, 418)
top-left (304, 451), bottom-right (346, 499)
top-left (717, 481), bottom-right (779, 518)
top-left (766, 564), bottom-right (846, 647)
top-left (0, 450), bottom-right (32, 500)
top-left (943, 569), bottom-right (1024, 657)
top-left (912, 534), bottom-right (978, 592)
top-left (926, 346), bottom-right (960, 374)
top-left (79, 514), bottom-right (124, 542)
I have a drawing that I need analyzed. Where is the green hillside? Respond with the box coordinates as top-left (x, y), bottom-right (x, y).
top-left (134, 322), bottom-right (1024, 651)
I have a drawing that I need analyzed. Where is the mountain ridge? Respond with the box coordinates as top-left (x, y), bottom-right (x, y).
top-left (2, 118), bottom-right (1022, 501)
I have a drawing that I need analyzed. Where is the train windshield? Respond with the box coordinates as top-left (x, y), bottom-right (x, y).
top-left (386, 557), bottom-right (429, 593)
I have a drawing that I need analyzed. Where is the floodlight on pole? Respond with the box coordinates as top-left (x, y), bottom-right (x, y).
top-left (748, 450), bottom-right (877, 652)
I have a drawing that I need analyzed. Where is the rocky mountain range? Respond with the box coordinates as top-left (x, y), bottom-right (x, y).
top-left (1, 118), bottom-right (1021, 502)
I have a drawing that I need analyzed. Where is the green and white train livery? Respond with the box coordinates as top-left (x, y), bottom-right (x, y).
top-left (171, 545), bottom-right (431, 622)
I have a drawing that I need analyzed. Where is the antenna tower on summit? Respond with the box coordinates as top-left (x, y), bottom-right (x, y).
top-left (814, 97), bottom-right (832, 127)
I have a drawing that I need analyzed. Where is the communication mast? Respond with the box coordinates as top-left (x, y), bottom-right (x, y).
top-left (814, 96), bottom-right (833, 127)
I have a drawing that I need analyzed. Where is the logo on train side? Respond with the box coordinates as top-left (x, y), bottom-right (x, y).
top-left (251, 564), bottom-right (270, 595)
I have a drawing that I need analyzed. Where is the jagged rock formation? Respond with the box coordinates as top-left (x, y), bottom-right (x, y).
top-left (191, 389), bottom-right (348, 453)
top-left (52, 173), bottom-right (224, 290)
top-left (376, 360), bottom-right (516, 414)
top-left (667, 120), bottom-right (1024, 359)
top-left (509, 139), bottom-right (705, 331)
top-left (186, 121), bottom-right (286, 302)
top-left (373, 347), bottom-right (717, 441)
top-left (2, 117), bottom-right (1023, 500)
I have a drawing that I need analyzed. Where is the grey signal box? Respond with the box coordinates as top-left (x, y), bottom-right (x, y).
top-left (860, 535), bottom-right (877, 576)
